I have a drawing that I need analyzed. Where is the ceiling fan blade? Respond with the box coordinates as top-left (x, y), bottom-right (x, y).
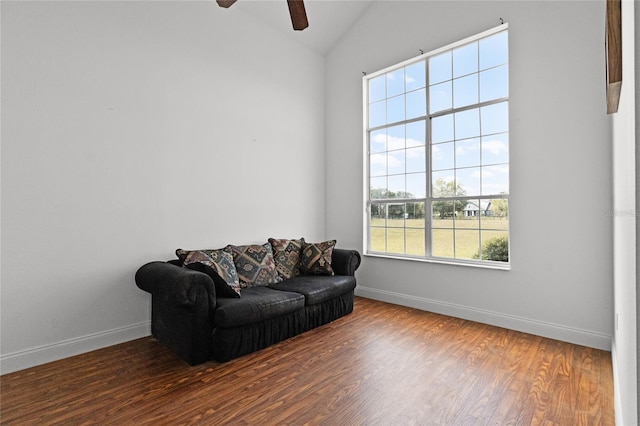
top-left (287, 0), bottom-right (309, 31)
top-left (217, 0), bottom-right (237, 8)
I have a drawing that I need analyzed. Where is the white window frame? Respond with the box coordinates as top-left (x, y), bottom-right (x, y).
top-left (362, 24), bottom-right (510, 270)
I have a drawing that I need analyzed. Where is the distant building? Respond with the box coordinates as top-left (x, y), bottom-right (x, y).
top-left (463, 200), bottom-right (492, 217)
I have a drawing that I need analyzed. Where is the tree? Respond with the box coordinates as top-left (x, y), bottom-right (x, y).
top-left (489, 198), bottom-right (508, 218)
top-left (473, 236), bottom-right (509, 262)
top-left (406, 201), bottom-right (425, 219)
top-left (432, 178), bottom-right (466, 218)
top-left (370, 188), bottom-right (423, 219)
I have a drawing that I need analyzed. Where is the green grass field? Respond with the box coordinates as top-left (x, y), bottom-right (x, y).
top-left (370, 217), bottom-right (508, 260)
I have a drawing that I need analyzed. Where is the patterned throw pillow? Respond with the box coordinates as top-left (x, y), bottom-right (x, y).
top-left (268, 238), bottom-right (303, 281)
top-left (178, 249), bottom-right (241, 297)
top-left (299, 239), bottom-right (336, 276)
top-left (224, 243), bottom-right (279, 287)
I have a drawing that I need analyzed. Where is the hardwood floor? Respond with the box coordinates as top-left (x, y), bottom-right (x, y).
top-left (0, 297), bottom-right (613, 425)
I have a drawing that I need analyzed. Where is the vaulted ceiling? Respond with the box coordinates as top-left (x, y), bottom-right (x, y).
top-left (234, 0), bottom-right (373, 55)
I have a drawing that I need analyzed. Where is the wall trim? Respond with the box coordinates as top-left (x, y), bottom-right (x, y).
top-left (611, 339), bottom-right (624, 426)
top-left (0, 321), bottom-right (151, 375)
top-left (355, 286), bottom-right (612, 351)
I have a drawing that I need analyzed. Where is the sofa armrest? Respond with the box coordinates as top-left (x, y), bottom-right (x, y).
top-left (331, 249), bottom-right (361, 276)
top-left (135, 261), bottom-right (217, 312)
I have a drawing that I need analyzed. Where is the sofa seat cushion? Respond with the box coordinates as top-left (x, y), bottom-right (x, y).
top-left (268, 276), bottom-right (356, 306)
top-left (214, 286), bottom-right (304, 328)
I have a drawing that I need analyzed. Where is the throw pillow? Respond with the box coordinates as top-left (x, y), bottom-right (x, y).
top-left (224, 243), bottom-right (279, 287)
top-left (299, 239), bottom-right (336, 276)
top-left (179, 249), bottom-right (241, 297)
top-left (268, 238), bottom-right (303, 281)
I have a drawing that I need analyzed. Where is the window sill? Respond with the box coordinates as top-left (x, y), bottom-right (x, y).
top-left (364, 252), bottom-right (511, 271)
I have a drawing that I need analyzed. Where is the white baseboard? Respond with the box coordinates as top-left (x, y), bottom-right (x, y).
top-left (0, 321), bottom-right (151, 375)
top-left (355, 286), bottom-right (612, 351)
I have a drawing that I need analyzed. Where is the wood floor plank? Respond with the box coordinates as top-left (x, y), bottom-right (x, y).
top-left (0, 297), bottom-right (613, 425)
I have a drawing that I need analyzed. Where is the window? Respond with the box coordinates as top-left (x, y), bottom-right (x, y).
top-left (364, 25), bottom-right (509, 267)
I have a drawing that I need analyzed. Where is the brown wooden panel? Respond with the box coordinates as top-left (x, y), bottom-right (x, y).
top-left (606, 0), bottom-right (622, 114)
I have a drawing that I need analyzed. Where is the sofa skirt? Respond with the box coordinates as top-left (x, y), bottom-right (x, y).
top-left (211, 291), bottom-right (355, 362)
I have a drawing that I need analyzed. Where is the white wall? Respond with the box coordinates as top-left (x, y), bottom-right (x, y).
top-left (0, 1), bottom-right (326, 373)
top-left (326, 1), bottom-right (613, 349)
top-left (612, 1), bottom-right (638, 425)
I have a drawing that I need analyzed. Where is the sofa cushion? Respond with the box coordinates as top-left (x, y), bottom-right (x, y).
top-left (268, 237), bottom-right (303, 281)
top-left (268, 275), bottom-right (356, 305)
top-left (180, 249), bottom-right (241, 297)
top-left (184, 262), bottom-right (241, 299)
top-left (224, 243), bottom-right (279, 287)
top-left (214, 286), bottom-right (305, 328)
top-left (299, 239), bottom-right (336, 275)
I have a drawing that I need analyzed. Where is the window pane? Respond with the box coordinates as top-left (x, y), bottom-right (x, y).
top-left (482, 164), bottom-right (509, 195)
top-left (370, 227), bottom-right (386, 252)
top-left (387, 95), bottom-right (405, 124)
top-left (388, 151), bottom-right (405, 175)
top-left (484, 198), bottom-right (509, 221)
top-left (370, 153), bottom-right (387, 177)
top-left (386, 227), bottom-right (405, 254)
top-left (388, 174), bottom-right (405, 196)
top-left (406, 201), bottom-right (426, 221)
top-left (370, 177), bottom-right (386, 198)
top-left (432, 199), bottom-right (455, 221)
top-left (455, 108), bottom-right (480, 139)
top-left (479, 230), bottom-right (509, 262)
top-left (432, 228), bottom-right (454, 257)
top-left (456, 167), bottom-right (481, 196)
top-left (406, 228), bottom-right (425, 256)
top-left (461, 199), bottom-right (482, 218)
top-left (429, 81), bottom-right (452, 113)
top-left (369, 75), bottom-right (386, 103)
top-left (455, 138), bottom-right (481, 168)
top-left (480, 31), bottom-right (508, 70)
top-left (387, 124), bottom-right (405, 150)
top-left (481, 133), bottom-right (509, 165)
top-left (453, 41), bottom-right (478, 78)
top-left (432, 171), bottom-right (455, 197)
top-left (406, 120), bottom-right (425, 147)
top-left (406, 172), bottom-right (426, 198)
top-left (481, 102), bottom-right (508, 135)
top-left (480, 65), bottom-right (508, 102)
top-left (431, 114), bottom-right (454, 143)
top-left (370, 206), bottom-right (386, 251)
top-left (387, 69), bottom-right (405, 97)
top-left (429, 51), bottom-right (452, 85)
top-left (453, 74), bottom-right (479, 108)
top-left (371, 203), bottom-right (386, 221)
top-left (406, 61), bottom-right (426, 91)
top-left (406, 147), bottom-right (426, 173)
top-left (432, 142), bottom-right (454, 171)
top-left (370, 129), bottom-right (386, 153)
top-left (388, 203), bottom-right (406, 224)
top-left (455, 229), bottom-right (480, 260)
top-left (369, 100), bottom-right (385, 128)
top-left (406, 88), bottom-right (426, 119)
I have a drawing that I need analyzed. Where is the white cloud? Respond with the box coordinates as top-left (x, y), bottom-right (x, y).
top-left (482, 139), bottom-right (508, 155)
top-left (486, 165), bottom-right (509, 174)
top-left (370, 153), bottom-right (386, 166)
top-left (372, 133), bottom-right (386, 143)
top-left (406, 137), bottom-right (423, 147)
top-left (388, 135), bottom-right (404, 151)
top-left (405, 146), bottom-right (425, 159)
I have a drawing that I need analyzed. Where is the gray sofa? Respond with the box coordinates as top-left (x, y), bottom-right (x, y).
top-left (135, 247), bottom-right (361, 364)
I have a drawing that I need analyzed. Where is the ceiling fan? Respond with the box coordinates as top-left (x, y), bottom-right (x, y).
top-left (216, 0), bottom-right (309, 31)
